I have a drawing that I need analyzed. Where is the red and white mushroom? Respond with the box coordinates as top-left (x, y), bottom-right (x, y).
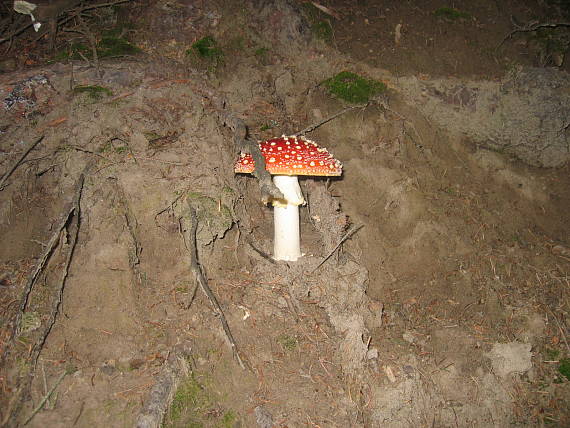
top-left (235, 135), bottom-right (342, 261)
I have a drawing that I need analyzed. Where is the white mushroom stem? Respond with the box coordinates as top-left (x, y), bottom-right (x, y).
top-left (272, 175), bottom-right (305, 261)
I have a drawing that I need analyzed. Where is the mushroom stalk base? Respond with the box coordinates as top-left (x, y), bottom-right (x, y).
top-left (273, 203), bottom-right (301, 261)
top-left (272, 175), bottom-right (304, 261)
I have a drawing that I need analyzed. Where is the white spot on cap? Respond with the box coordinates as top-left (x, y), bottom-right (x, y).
top-left (310, 161), bottom-right (315, 166)
top-left (269, 157), bottom-right (276, 163)
top-left (285, 154), bottom-right (290, 158)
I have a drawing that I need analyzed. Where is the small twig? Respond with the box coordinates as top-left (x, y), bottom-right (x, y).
top-left (23, 367), bottom-right (76, 426)
top-left (185, 204), bottom-right (248, 370)
top-left (247, 240), bottom-right (276, 264)
top-left (0, 136), bottom-right (44, 191)
top-left (308, 224), bottom-right (364, 274)
top-left (294, 105), bottom-right (366, 136)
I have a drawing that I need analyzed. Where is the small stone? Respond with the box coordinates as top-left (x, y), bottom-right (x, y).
top-left (254, 405), bottom-right (273, 428)
top-left (402, 331), bottom-right (415, 343)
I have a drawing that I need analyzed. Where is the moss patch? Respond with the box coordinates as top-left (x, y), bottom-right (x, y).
top-left (190, 36), bottom-right (223, 59)
top-left (185, 192), bottom-right (234, 245)
top-left (323, 71), bottom-right (386, 103)
top-left (97, 36), bottom-right (142, 57)
top-left (312, 20), bottom-right (333, 41)
top-left (302, 2), bottom-right (333, 42)
top-left (277, 334), bottom-right (298, 352)
top-left (559, 358), bottom-right (570, 380)
top-left (73, 85), bottom-right (113, 100)
top-left (433, 7), bottom-right (471, 21)
top-left (164, 374), bottom-right (240, 428)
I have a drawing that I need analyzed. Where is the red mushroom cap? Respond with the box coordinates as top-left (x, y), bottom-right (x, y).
top-left (234, 135), bottom-right (342, 177)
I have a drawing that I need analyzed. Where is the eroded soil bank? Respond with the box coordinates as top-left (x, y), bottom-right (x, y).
top-left (1, 1), bottom-right (569, 427)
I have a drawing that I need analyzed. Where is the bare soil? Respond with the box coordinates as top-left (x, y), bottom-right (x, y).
top-left (0, 1), bottom-right (569, 427)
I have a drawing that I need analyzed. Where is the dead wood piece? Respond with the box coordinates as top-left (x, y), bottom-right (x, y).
top-left (209, 95), bottom-right (283, 204)
top-left (0, 136), bottom-right (44, 191)
top-left (186, 204), bottom-right (248, 370)
top-left (136, 352), bottom-right (188, 428)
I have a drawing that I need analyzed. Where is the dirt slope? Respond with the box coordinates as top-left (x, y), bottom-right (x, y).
top-left (0, 0), bottom-right (569, 427)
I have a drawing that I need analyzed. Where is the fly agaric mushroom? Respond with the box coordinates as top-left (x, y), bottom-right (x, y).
top-left (235, 135), bottom-right (342, 261)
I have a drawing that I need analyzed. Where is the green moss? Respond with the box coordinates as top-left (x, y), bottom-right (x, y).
top-left (190, 36), bottom-right (223, 59)
top-left (98, 139), bottom-right (128, 154)
top-left (323, 71), bottom-right (387, 103)
top-left (254, 47), bottom-right (269, 57)
top-left (168, 376), bottom-right (205, 424)
top-left (97, 36), bottom-right (142, 57)
top-left (73, 85), bottom-right (113, 100)
top-left (220, 410), bottom-right (237, 427)
top-left (143, 131), bottom-right (162, 142)
top-left (185, 192), bottom-right (233, 243)
top-left (53, 42), bottom-right (90, 61)
top-left (312, 20), bottom-right (333, 41)
top-left (277, 334), bottom-right (298, 351)
top-left (20, 311), bottom-right (41, 333)
top-left (434, 7), bottom-right (471, 21)
top-left (301, 2), bottom-right (321, 21)
top-left (164, 374), bottom-right (240, 428)
top-left (559, 358), bottom-right (570, 380)
top-left (259, 119), bottom-right (279, 131)
top-left (301, 2), bottom-right (333, 42)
